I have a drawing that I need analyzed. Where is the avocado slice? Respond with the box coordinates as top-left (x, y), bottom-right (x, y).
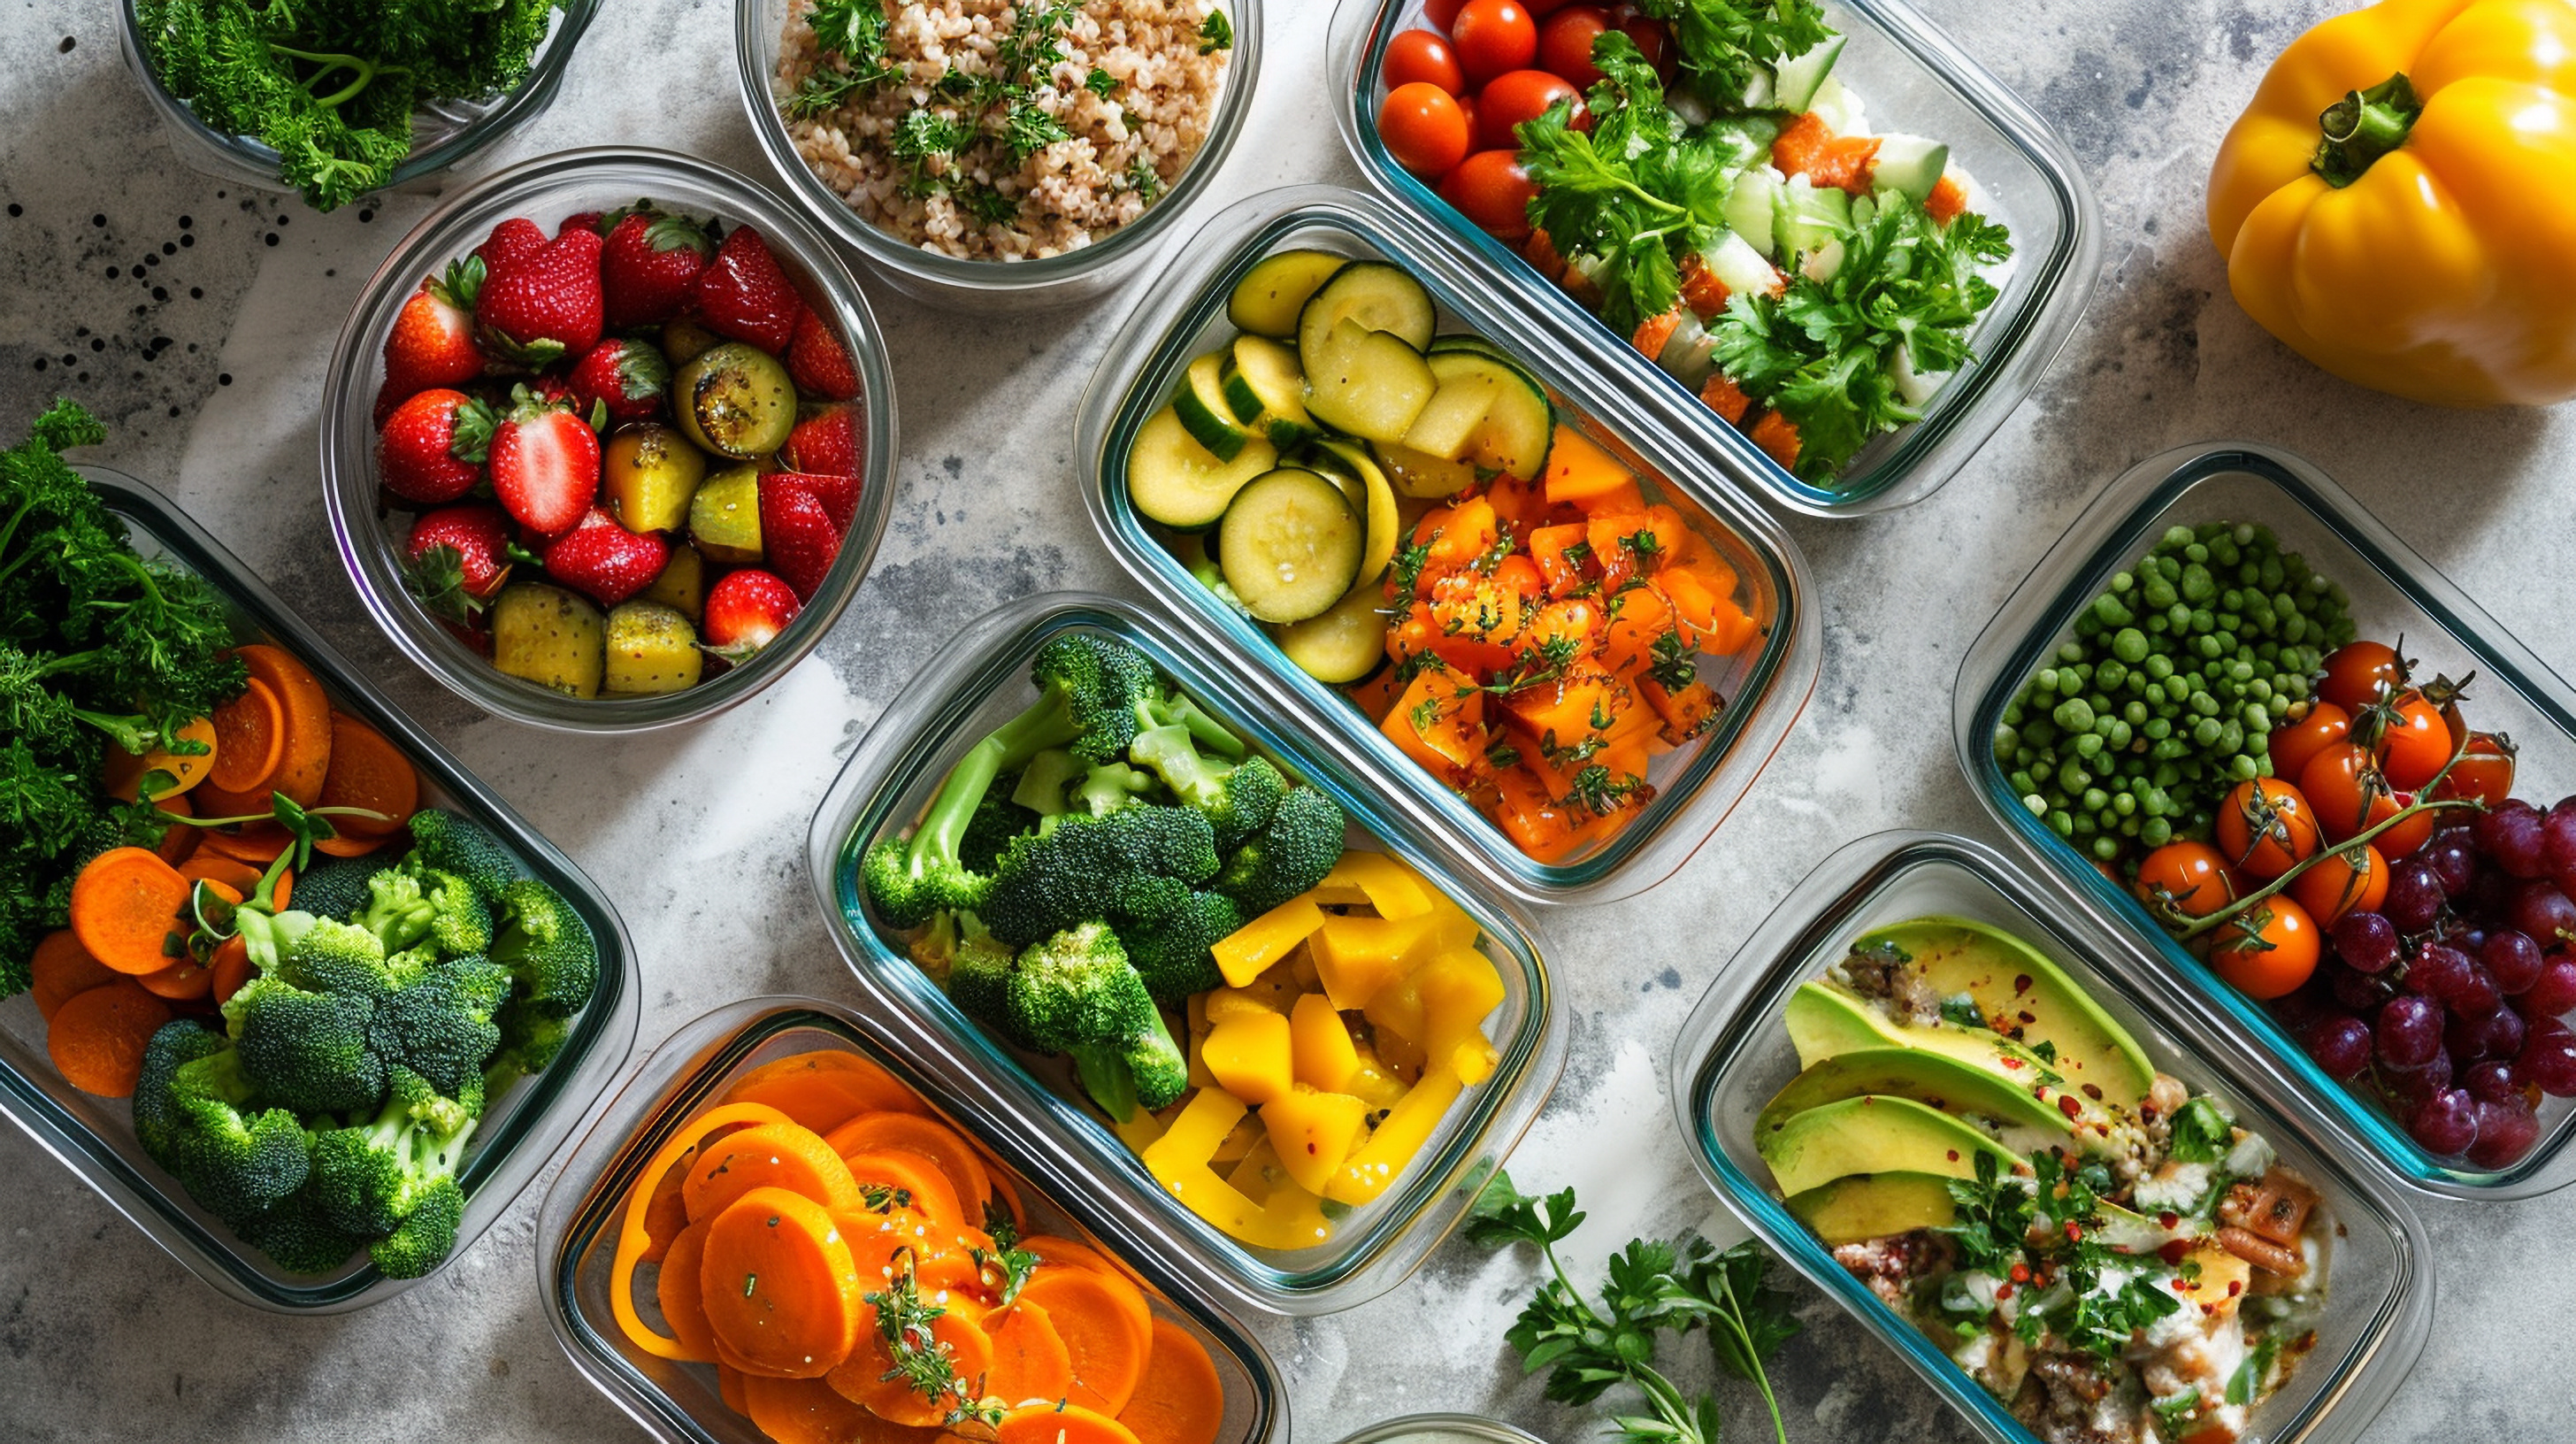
top-left (1758, 1095), bottom-right (2020, 1200)
top-left (1851, 918), bottom-right (2158, 1111)
top-left (1783, 1171), bottom-right (1961, 1246)
top-left (1785, 979), bottom-right (2091, 1110)
top-left (1758, 1046), bottom-right (2076, 1146)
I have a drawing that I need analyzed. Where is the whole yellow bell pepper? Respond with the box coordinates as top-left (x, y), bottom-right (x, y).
top-left (2207, 0), bottom-right (2576, 406)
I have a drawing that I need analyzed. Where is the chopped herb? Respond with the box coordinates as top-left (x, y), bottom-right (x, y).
top-left (2167, 1097), bottom-right (2234, 1164)
top-left (1647, 630), bottom-right (1698, 691)
top-left (1197, 8), bottom-right (1232, 52)
top-left (1084, 65), bottom-right (1119, 97)
top-left (1938, 994), bottom-right (1985, 1029)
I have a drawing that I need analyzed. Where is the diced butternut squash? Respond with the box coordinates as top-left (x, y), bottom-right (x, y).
top-left (1289, 992), bottom-right (1361, 1091)
top-left (1200, 1011), bottom-right (1293, 1106)
top-left (1380, 658), bottom-right (1488, 786)
top-left (1263, 1088), bottom-right (1372, 1195)
top-left (1414, 948), bottom-right (1506, 1087)
top-left (1213, 896), bottom-right (1325, 988)
top-left (1325, 1068), bottom-right (1466, 1206)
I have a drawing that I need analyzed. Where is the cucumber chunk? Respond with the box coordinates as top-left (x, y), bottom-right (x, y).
top-left (1303, 318), bottom-right (1436, 443)
top-left (1297, 261), bottom-right (1437, 365)
top-left (1219, 468), bottom-right (1364, 624)
top-left (1219, 335), bottom-right (1318, 447)
top-left (1275, 584), bottom-right (1391, 684)
top-left (1172, 351), bottom-right (1252, 460)
top-left (1723, 168), bottom-right (1780, 256)
top-left (1770, 34), bottom-right (1847, 112)
top-left (1127, 405), bottom-right (1277, 530)
top-left (1700, 230), bottom-right (1781, 300)
top-left (1230, 250), bottom-right (1347, 338)
top-left (1870, 134), bottom-right (1951, 204)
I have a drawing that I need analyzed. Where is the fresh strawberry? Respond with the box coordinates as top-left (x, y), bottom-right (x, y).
top-left (601, 206), bottom-right (714, 329)
top-left (475, 226), bottom-right (605, 368)
top-left (488, 386), bottom-right (602, 535)
top-left (690, 225), bottom-right (803, 353)
top-left (763, 469), bottom-right (860, 533)
top-left (559, 210), bottom-right (606, 235)
top-left (402, 503), bottom-right (514, 624)
top-left (701, 568), bottom-right (801, 665)
top-left (778, 403), bottom-right (862, 479)
top-left (376, 388), bottom-right (494, 504)
top-left (786, 306), bottom-right (860, 400)
top-left (757, 472), bottom-right (842, 601)
top-left (379, 267), bottom-right (485, 419)
top-left (473, 217), bottom-right (548, 277)
top-left (569, 337), bottom-right (671, 424)
top-left (540, 507), bottom-right (670, 606)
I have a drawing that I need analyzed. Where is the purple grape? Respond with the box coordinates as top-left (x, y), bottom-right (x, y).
top-left (2299, 1012), bottom-right (2374, 1081)
top-left (2518, 1018), bottom-right (2576, 1097)
top-left (2545, 798), bottom-right (2576, 890)
top-left (2453, 961), bottom-right (2504, 1018)
top-left (2333, 910), bottom-right (2402, 973)
top-left (2444, 1002), bottom-right (2521, 1061)
top-left (2332, 960), bottom-right (2396, 1011)
top-left (2272, 975), bottom-right (2329, 1030)
top-left (2466, 869), bottom-right (2518, 926)
top-left (2479, 800), bottom-right (2550, 879)
top-left (2484, 930), bottom-right (2546, 995)
top-left (2467, 1094), bottom-right (2542, 1169)
top-left (2509, 881), bottom-right (2576, 946)
top-left (2408, 1087), bottom-right (2480, 1155)
top-left (2528, 956), bottom-right (2576, 1016)
top-left (2407, 942), bottom-right (2474, 1003)
top-left (2480, 1003), bottom-right (2527, 1063)
top-left (2377, 994), bottom-right (2446, 1069)
top-left (2425, 826), bottom-right (2480, 896)
top-left (2464, 1059), bottom-right (2521, 1104)
top-left (2383, 1048), bottom-right (2455, 1106)
top-left (2458, 927), bottom-right (2489, 956)
top-left (2386, 861), bottom-right (2447, 933)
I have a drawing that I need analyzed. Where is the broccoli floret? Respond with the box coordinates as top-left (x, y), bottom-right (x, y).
top-left (289, 853), bottom-right (381, 924)
top-left (132, 1021), bottom-right (312, 1227)
top-left (1031, 631), bottom-right (1160, 765)
top-left (491, 878), bottom-right (598, 1018)
top-left (1131, 726), bottom-right (1287, 852)
top-left (1010, 749), bottom-right (1085, 819)
top-left (241, 1183), bottom-right (366, 1276)
top-left (942, 913), bottom-right (1039, 1051)
top-left (1214, 787), bottom-right (1347, 916)
top-left (405, 810), bottom-right (518, 905)
top-left (483, 1003), bottom-right (572, 1090)
top-left (306, 1067), bottom-right (479, 1246)
top-left (1116, 888), bottom-right (1242, 1002)
top-left (980, 806), bottom-right (1221, 948)
top-left (372, 956), bottom-right (511, 1098)
top-left (1075, 762), bottom-right (1160, 818)
top-left (1109, 1010), bottom-right (1191, 1118)
top-left (369, 1174), bottom-right (465, 1279)
top-left (356, 860), bottom-right (493, 957)
top-left (1003, 922), bottom-right (1189, 1121)
top-left (961, 780), bottom-right (1037, 873)
top-left (224, 974), bottom-right (386, 1117)
top-left (1145, 688), bottom-right (1249, 762)
top-left (275, 916), bottom-right (410, 999)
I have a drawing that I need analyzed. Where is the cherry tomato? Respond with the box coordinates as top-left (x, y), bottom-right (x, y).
top-left (1536, 4), bottom-right (1613, 88)
top-left (1618, 12), bottom-right (1674, 79)
top-left (2434, 731), bottom-right (2518, 807)
top-left (1476, 68), bottom-right (1584, 150)
top-left (2266, 701), bottom-right (2350, 785)
top-left (1423, 0), bottom-right (1468, 29)
top-left (1441, 149), bottom-right (1538, 239)
top-left (2135, 841), bottom-right (2235, 921)
top-left (1455, 92), bottom-right (1479, 145)
top-left (2370, 690), bottom-right (2451, 792)
top-left (1379, 82), bottom-right (1473, 179)
top-left (1451, 0), bottom-right (1538, 86)
top-left (2292, 841), bottom-right (2388, 925)
top-left (2217, 777), bottom-right (2319, 880)
top-left (2297, 742), bottom-right (2387, 842)
top-left (2210, 895), bottom-right (2320, 1000)
top-left (1522, 0), bottom-right (1580, 12)
top-left (1383, 27), bottom-right (1468, 94)
top-left (2319, 640), bottom-right (2409, 714)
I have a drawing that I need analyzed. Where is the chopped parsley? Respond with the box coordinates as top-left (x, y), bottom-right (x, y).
top-left (1197, 8), bottom-right (1232, 52)
top-left (1627, 0), bottom-right (1828, 110)
top-left (2166, 1097), bottom-right (2234, 1164)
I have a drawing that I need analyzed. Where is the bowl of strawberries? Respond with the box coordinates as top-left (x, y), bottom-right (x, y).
top-left (322, 147), bottom-right (896, 733)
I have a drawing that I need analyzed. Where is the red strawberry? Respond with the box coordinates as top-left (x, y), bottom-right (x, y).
top-left (474, 217), bottom-right (548, 277)
top-left (778, 403), bottom-right (862, 479)
top-left (756, 472), bottom-right (842, 601)
top-left (559, 211), bottom-right (606, 235)
top-left (488, 386), bottom-right (602, 535)
top-left (690, 225), bottom-right (803, 353)
top-left (540, 507), bottom-right (670, 606)
top-left (376, 388), bottom-right (494, 504)
top-left (786, 306), bottom-right (860, 400)
top-left (402, 503), bottom-right (514, 624)
top-left (701, 568), bottom-right (801, 665)
top-left (569, 337), bottom-right (671, 424)
top-left (763, 469), bottom-right (859, 532)
top-left (379, 268), bottom-right (485, 419)
top-left (476, 226), bottom-right (605, 368)
top-left (601, 206), bottom-right (714, 329)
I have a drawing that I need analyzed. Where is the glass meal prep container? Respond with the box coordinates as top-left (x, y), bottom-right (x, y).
top-left (319, 147), bottom-right (901, 734)
top-left (538, 995), bottom-right (1288, 1444)
top-left (1331, 1415), bottom-right (1552, 1444)
top-left (1075, 186), bottom-right (1820, 907)
top-left (1322, 0), bottom-right (2100, 518)
top-left (0, 468), bottom-right (640, 1313)
top-left (1671, 830), bottom-right (2432, 1444)
top-left (807, 592), bottom-right (1567, 1316)
top-left (1954, 442), bottom-right (2576, 1199)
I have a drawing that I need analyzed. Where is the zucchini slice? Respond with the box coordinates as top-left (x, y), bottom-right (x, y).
top-left (1399, 357), bottom-right (1508, 461)
top-left (1297, 261), bottom-right (1437, 365)
top-left (1373, 442), bottom-right (1478, 500)
top-left (1127, 406), bottom-right (1277, 530)
top-left (1219, 335), bottom-right (1318, 448)
top-left (1417, 349), bottom-right (1553, 478)
top-left (1274, 583), bottom-right (1390, 684)
top-left (1302, 318), bottom-right (1436, 444)
top-left (1218, 468), bottom-right (1364, 624)
top-left (1172, 351), bottom-right (1252, 460)
top-left (1312, 437), bottom-right (1402, 594)
top-left (1229, 249), bottom-right (1348, 339)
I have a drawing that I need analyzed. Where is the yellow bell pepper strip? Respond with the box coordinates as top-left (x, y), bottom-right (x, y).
top-left (2207, 0), bottom-right (2576, 405)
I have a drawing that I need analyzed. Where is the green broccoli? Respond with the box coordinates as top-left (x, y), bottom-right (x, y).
top-left (131, 1021), bottom-right (312, 1226)
top-left (1214, 786), bottom-right (1347, 916)
top-left (368, 1174), bottom-right (465, 1279)
top-left (1075, 762), bottom-right (1161, 818)
top-left (356, 859), bottom-right (493, 956)
top-left (1004, 922), bottom-right (1190, 1121)
top-left (491, 878), bottom-right (598, 1018)
top-left (275, 916), bottom-right (407, 998)
top-left (979, 806), bottom-right (1221, 948)
top-left (372, 956), bottom-right (510, 1099)
top-left (484, 1003), bottom-right (571, 1085)
top-left (1131, 730), bottom-right (1287, 852)
top-left (306, 1067), bottom-right (479, 1244)
top-left (961, 778), bottom-right (1038, 873)
top-left (1116, 887), bottom-right (1242, 1002)
top-left (224, 972), bottom-right (385, 1116)
top-left (287, 852), bottom-right (380, 923)
top-left (405, 809), bottom-right (517, 905)
top-left (1010, 749), bottom-right (1084, 820)
top-left (240, 1183), bottom-right (366, 1276)
top-left (941, 913), bottom-right (1039, 1051)
top-left (1145, 688), bottom-right (1249, 762)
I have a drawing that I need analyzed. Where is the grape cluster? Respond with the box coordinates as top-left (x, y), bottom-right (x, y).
top-left (2280, 797), bottom-right (2576, 1169)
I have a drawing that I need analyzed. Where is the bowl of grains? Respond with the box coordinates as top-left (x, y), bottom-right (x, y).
top-left (738, 0), bottom-right (1258, 311)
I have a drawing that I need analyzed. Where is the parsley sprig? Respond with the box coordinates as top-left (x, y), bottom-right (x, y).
top-left (866, 1249), bottom-right (1006, 1430)
top-left (1629, 0), bottom-right (1828, 109)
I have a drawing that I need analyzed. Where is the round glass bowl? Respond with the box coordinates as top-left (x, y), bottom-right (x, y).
top-left (732, 0), bottom-right (1262, 311)
top-left (320, 147), bottom-right (899, 734)
top-left (1331, 1416), bottom-right (1552, 1444)
top-left (118, 0), bottom-right (599, 202)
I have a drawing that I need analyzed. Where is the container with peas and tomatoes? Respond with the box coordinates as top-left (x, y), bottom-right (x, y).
top-left (1957, 442), bottom-right (2576, 1199)
top-left (1323, 0), bottom-right (2101, 516)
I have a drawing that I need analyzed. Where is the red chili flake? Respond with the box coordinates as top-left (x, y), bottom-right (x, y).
top-left (2158, 1240), bottom-right (2192, 1264)
top-left (2227, 1279), bottom-right (2244, 1297)
top-left (1946, 1149), bottom-right (1961, 1162)
top-left (2013, 973), bottom-right (2034, 995)
top-left (2141, 1102), bottom-right (2159, 1121)
top-left (2081, 1083), bottom-right (2104, 1101)
top-left (1994, 1283), bottom-right (2014, 1301)
top-left (2017, 1010), bottom-right (2038, 1025)
top-left (2170, 1277), bottom-right (2191, 1292)
top-left (2058, 1095), bottom-right (2085, 1120)
top-left (2009, 1263), bottom-right (2032, 1283)
top-left (2064, 1221), bottom-right (2083, 1241)
top-left (2000, 1056), bottom-right (2026, 1071)
top-left (2158, 1212), bottom-right (2180, 1229)
top-left (2202, 1302), bottom-right (2220, 1317)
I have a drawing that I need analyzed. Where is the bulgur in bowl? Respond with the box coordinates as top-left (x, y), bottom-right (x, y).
top-left (736, 0), bottom-right (1260, 311)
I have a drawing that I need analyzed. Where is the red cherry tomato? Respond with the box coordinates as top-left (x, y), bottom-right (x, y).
top-left (1451, 0), bottom-right (1538, 86)
top-left (1379, 82), bottom-right (1474, 180)
top-left (1423, 0), bottom-right (1467, 29)
top-left (1455, 92), bottom-right (1478, 146)
top-left (2210, 895), bottom-right (2319, 1001)
top-left (1383, 27), bottom-right (1468, 94)
top-left (2292, 842), bottom-right (2388, 925)
top-left (1618, 12), bottom-right (1674, 80)
top-left (1441, 149), bottom-right (1537, 240)
top-left (1522, 0), bottom-right (1580, 12)
top-left (2371, 689), bottom-right (2451, 792)
top-left (2216, 777), bottom-right (2319, 880)
top-left (2266, 701), bottom-right (2350, 785)
top-left (2434, 731), bottom-right (2517, 807)
top-left (2319, 640), bottom-right (2408, 713)
top-left (1536, 4), bottom-right (1612, 88)
top-left (2135, 841), bottom-right (2235, 920)
top-left (1476, 69), bottom-right (1584, 150)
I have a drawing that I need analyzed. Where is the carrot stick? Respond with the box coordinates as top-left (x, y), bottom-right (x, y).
top-left (46, 980), bottom-right (174, 1096)
top-left (656, 1217), bottom-right (721, 1363)
top-left (699, 1186), bottom-right (865, 1379)
top-left (149, 790), bottom-right (198, 866)
top-left (69, 847), bottom-right (194, 976)
top-left (231, 644), bottom-right (334, 806)
top-left (822, 1113), bottom-right (992, 1224)
top-left (834, 1148), bottom-right (964, 1231)
top-left (318, 710), bottom-right (418, 837)
top-left (985, 1297), bottom-right (1076, 1409)
top-left (723, 1049), bottom-right (931, 1130)
top-left (209, 935), bottom-right (256, 1008)
top-left (684, 1120), bottom-right (868, 1223)
top-left (611, 1102), bottom-right (798, 1361)
top-left (207, 678), bottom-right (285, 795)
top-left (1114, 1318), bottom-right (1225, 1444)
top-left (1016, 1270), bottom-right (1151, 1417)
top-left (32, 931), bottom-right (119, 1022)
top-left (994, 1403), bottom-right (1145, 1444)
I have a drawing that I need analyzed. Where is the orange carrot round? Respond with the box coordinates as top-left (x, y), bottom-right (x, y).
top-left (743, 1371), bottom-right (947, 1444)
top-left (47, 980), bottom-right (174, 1097)
top-left (31, 930), bottom-right (118, 1022)
top-left (831, 1291), bottom-right (995, 1427)
top-left (724, 1049), bottom-right (931, 1132)
top-left (717, 1362), bottom-right (752, 1417)
top-left (684, 1121), bottom-right (868, 1223)
top-left (822, 1113), bottom-right (993, 1228)
top-left (610, 1102), bottom-right (798, 1362)
top-left (311, 830), bottom-right (390, 859)
top-left (1114, 1318), bottom-right (1224, 1444)
top-left (986, 1297), bottom-right (1077, 1409)
top-left (699, 1187), bottom-right (865, 1379)
top-left (103, 714), bottom-right (220, 802)
top-left (208, 935), bottom-right (257, 1008)
top-left (317, 710), bottom-right (417, 836)
top-left (1016, 1270), bottom-right (1151, 1417)
top-left (639, 1144), bottom-right (696, 1266)
top-left (149, 790), bottom-right (199, 866)
top-left (207, 678), bottom-right (285, 795)
top-left (996, 1402), bottom-right (1145, 1444)
top-left (232, 644), bottom-right (334, 806)
top-left (656, 1217), bottom-right (721, 1363)
top-left (836, 1148), bottom-right (963, 1231)
top-left (1018, 1235), bottom-right (1121, 1279)
top-left (177, 854), bottom-right (264, 898)
top-left (69, 847), bottom-right (193, 976)
top-left (198, 820), bottom-right (294, 865)
top-left (134, 956), bottom-right (215, 1002)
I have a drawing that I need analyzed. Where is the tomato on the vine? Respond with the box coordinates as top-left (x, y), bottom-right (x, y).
top-left (1379, 82), bottom-right (1473, 179)
top-left (1535, 4), bottom-right (1613, 88)
top-left (1383, 27), bottom-right (1468, 94)
top-left (1451, 0), bottom-right (1538, 85)
top-left (2135, 841), bottom-right (2236, 919)
top-left (2266, 701), bottom-right (2350, 783)
top-left (2210, 896), bottom-right (2320, 1000)
top-left (2216, 777), bottom-right (2319, 879)
top-left (1423, 0), bottom-right (1468, 28)
top-left (2297, 743), bottom-right (2431, 856)
top-left (2319, 640), bottom-right (2409, 713)
top-left (2369, 690), bottom-right (2451, 791)
top-left (2292, 841), bottom-right (2388, 924)
top-left (1441, 150), bottom-right (1538, 239)
top-left (2434, 731), bottom-right (2517, 807)
top-left (1476, 68), bottom-right (1584, 150)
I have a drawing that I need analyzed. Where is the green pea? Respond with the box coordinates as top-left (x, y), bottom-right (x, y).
top-left (2194, 716), bottom-right (2224, 746)
top-left (2113, 628), bottom-right (2149, 663)
top-left (2107, 718), bottom-right (2134, 748)
top-left (2054, 698), bottom-right (2097, 732)
top-left (2050, 810), bottom-right (2076, 839)
top-left (2082, 787), bottom-right (2109, 811)
top-left (2229, 753), bottom-right (2259, 782)
top-left (2058, 641), bottom-right (2084, 664)
top-left (2074, 732), bottom-right (2104, 758)
top-left (2143, 718), bottom-right (2172, 741)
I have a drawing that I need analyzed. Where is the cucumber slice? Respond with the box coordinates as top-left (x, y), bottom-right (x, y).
top-left (1219, 335), bottom-right (1318, 448)
top-left (1416, 349), bottom-right (1553, 479)
top-left (1172, 352), bottom-right (1252, 461)
top-left (1871, 134), bottom-right (1951, 203)
top-left (1229, 250), bottom-right (1347, 338)
top-left (1723, 168), bottom-right (1780, 256)
top-left (1313, 437), bottom-right (1401, 594)
top-left (1701, 230), bottom-right (1780, 300)
top-left (1274, 583), bottom-right (1390, 684)
top-left (1373, 442), bottom-right (1479, 500)
top-left (1297, 261), bottom-right (1437, 365)
top-left (1219, 468), bottom-right (1364, 624)
top-left (1658, 312), bottom-right (1717, 389)
top-left (1774, 175), bottom-right (1852, 265)
top-left (1127, 405), bottom-right (1278, 530)
top-left (1770, 34), bottom-right (1847, 112)
top-left (1303, 318), bottom-right (1436, 443)
top-left (1810, 76), bottom-right (1868, 136)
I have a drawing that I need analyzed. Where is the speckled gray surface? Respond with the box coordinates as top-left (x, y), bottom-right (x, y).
top-left (4, 1), bottom-right (2573, 1440)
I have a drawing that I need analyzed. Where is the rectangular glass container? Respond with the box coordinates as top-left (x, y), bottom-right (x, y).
top-left (537, 997), bottom-right (1287, 1443)
top-left (1074, 186), bottom-right (1820, 906)
top-left (805, 591), bottom-right (1567, 1315)
top-left (1953, 442), bottom-right (2576, 1197)
top-left (1324, 0), bottom-right (2101, 517)
top-left (1669, 830), bottom-right (2433, 1444)
top-left (0, 468), bottom-right (640, 1312)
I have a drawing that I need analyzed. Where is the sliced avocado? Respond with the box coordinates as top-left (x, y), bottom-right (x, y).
top-left (1758, 1046), bottom-right (2074, 1143)
top-left (1783, 1171), bottom-right (1960, 1246)
top-left (1758, 1095), bottom-right (2020, 1200)
top-left (1852, 918), bottom-right (2158, 1111)
top-left (1782, 983), bottom-right (2121, 1154)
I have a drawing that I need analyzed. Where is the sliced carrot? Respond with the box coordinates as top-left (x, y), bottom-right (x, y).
top-left (717, 1363), bottom-right (752, 1417)
top-left (102, 715), bottom-right (220, 802)
top-left (69, 847), bottom-right (193, 975)
top-left (1017, 1236), bottom-right (1118, 1279)
top-left (700, 1187), bottom-right (865, 1378)
top-left (657, 1217), bottom-right (720, 1363)
top-left (640, 1143), bottom-right (697, 1265)
top-left (1114, 1319), bottom-right (1224, 1444)
top-left (1745, 409), bottom-right (1801, 472)
top-left (208, 935), bottom-right (257, 1008)
top-left (1538, 426), bottom-right (1641, 511)
top-left (744, 1372), bottom-right (945, 1443)
top-left (32, 930), bottom-right (119, 1021)
top-left (995, 1402), bottom-right (1144, 1444)
top-left (135, 955), bottom-right (215, 1002)
top-left (207, 678), bottom-right (286, 795)
top-left (46, 979), bottom-right (174, 1097)
top-left (980, 1164), bottom-right (1026, 1239)
top-left (1769, 110), bottom-right (1832, 177)
top-left (837, 1148), bottom-right (964, 1230)
top-left (317, 710), bottom-right (418, 836)
top-left (150, 789), bottom-right (199, 866)
top-left (986, 1298), bottom-right (1077, 1409)
top-left (1629, 305), bottom-right (1683, 361)
top-left (822, 1114), bottom-right (993, 1223)
top-left (177, 854), bottom-right (264, 897)
top-left (1928, 172), bottom-right (1968, 224)
top-left (199, 820), bottom-right (293, 865)
top-left (611, 1102), bottom-right (799, 1362)
top-left (1699, 372), bottom-right (1754, 426)
top-left (1016, 1268), bottom-right (1150, 1417)
top-left (231, 644), bottom-right (334, 806)
top-left (724, 1049), bottom-right (931, 1131)
top-left (1675, 250), bottom-right (1732, 319)
top-left (685, 1120), bottom-right (868, 1222)
top-left (832, 1301), bottom-right (993, 1426)
top-left (311, 829), bottom-right (391, 858)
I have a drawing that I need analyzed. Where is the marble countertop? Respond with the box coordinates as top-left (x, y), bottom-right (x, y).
top-left (4, 1), bottom-right (2571, 1440)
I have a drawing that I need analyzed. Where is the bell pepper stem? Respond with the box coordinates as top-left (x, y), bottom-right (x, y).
top-left (2312, 72), bottom-right (2421, 188)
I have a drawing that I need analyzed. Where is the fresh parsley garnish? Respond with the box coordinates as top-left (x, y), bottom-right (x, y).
top-left (1629, 0), bottom-right (1829, 110)
top-left (2167, 1097), bottom-right (2233, 1164)
top-left (1197, 9), bottom-right (1232, 52)
top-left (1084, 65), bottom-right (1120, 98)
top-left (1938, 994), bottom-right (1985, 1030)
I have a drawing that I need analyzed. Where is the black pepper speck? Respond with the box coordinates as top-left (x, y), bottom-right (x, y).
top-left (218, 373), bottom-right (232, 385)
top-left (264, 234), bottom-right (279, 247)
top-left (91, 213), bottom-right (105, 227)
